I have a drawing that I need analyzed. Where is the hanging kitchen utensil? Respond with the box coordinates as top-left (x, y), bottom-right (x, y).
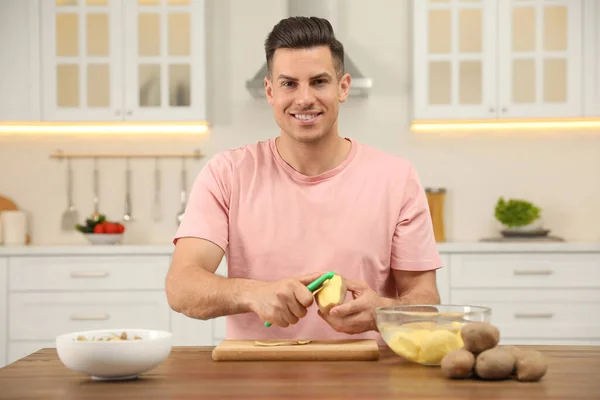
top-left (123, 158), bottom-right (133, 222)
top-left (176, 158), bottom-right (187, 225)
top-left (61, 158), bottom-right (79, 231)
top-left (152, 157), bottom-right (162, 222)
top-left (92, 158), bottom-right (101, 221)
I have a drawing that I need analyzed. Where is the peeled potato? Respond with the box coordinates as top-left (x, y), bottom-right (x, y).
top-left (387, 331), bottom-right (421, 361)
top-left (315, 274), bottom-right (346, 313)
top-left (419, 330), bottom-right (464, 365)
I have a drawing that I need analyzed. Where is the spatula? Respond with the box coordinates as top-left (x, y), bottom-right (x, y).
top-left (264, 271), bottom-right (335, 327)
top-left (61, 158), bottom-right (79, 231)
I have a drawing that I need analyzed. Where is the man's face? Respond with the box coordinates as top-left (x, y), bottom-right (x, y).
top-left (264, 46), bottom-right (351, 144)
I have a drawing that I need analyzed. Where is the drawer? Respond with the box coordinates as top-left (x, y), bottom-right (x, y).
top-left (9, 255), bottom-right (170, 291)
top-left (9, 291), bottom-right (170, 340)
top-left (450, 253), bottom-right (600, 289)
top-left (452, 289), bottom-right (600, 339)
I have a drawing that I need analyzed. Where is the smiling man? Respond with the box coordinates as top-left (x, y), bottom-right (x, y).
top-left (166, 17), bottom-right (442, 343)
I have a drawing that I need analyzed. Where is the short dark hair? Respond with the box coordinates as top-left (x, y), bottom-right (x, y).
top-left (264, 16), bottom-right (345, 80)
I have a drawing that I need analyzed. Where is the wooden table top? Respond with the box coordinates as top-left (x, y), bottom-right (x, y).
top-left (0, 345), bottom-right (599, 399)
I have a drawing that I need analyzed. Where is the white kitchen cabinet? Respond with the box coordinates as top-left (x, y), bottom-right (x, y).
top-left (497, 0), bottom-right (582, 118)
top-left (413, 0), bottom-right (584, 121)
top-left (0, 0), bottom-right (41, 121)
top-left (583, 0), bottom-right (600, 116)
top-left (413, 0), bottom-right (497, 120)
top-left (40, 0), bottom-right (206, 122)
top-left (0, 258), bottom-right (7, 367)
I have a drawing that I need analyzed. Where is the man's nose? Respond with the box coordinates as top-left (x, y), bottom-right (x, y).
top-left (295, 84), bottom-right (316, 108)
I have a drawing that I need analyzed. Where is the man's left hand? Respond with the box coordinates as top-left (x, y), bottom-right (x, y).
top-left (317, 279), bottom-right (390, 335)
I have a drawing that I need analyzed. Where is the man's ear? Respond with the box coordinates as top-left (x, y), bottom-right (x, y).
top-left (338, 73), bottom-right (351, 103)
top-left (264, 77), bottom-right (275, 105)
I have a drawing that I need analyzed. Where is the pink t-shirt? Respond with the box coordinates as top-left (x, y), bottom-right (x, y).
top-left (174, 137), bottom-right (442, 343)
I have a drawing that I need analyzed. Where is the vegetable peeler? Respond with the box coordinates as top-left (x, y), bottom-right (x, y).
top-left (264, 271), bottom-right (336, 327)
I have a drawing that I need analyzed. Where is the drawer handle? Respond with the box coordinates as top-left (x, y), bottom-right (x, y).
top-left (513, 270), bottom-right (554, 276)
top-left (70, 313), bottom-right (110, 321)
top-left (70, 271), bottom-right (109, 278)
top-left (514, 313), bottom-right (554, 319)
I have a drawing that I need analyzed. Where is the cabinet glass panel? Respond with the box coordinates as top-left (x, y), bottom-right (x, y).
top-left (429, 10), bottom-right (451, 54)
top-left (57, 64), bottom-right (79, 107)
top-left (512, 7), bottom-right (535, 52)
top-left (139, 64), bottom-right (161, 107)
top-left (429, 61), bottom-right (451, 105)
top-left (87, 64), bottom-right (110, 107)
top-left (169, 64), bottom-right (190, 106)
top-left (544, 59), bottom-right (566, 102)
top-left (56, 14), bottom-right (78, 56)
top-left (86, 0), bottom-right (108, 5)
top-left (87, 13), bottom-right (109, 56)
top-left (459, 61), bottom-right (482, 104)
top-left (138, 13), bottom-right (161, 56)
top-left (544, 7), bottom-right (567, 51)
top-left (56, 0), bottom-right (78, 5)
top-left (459, 9), bottom-right (482, 53)
top-left (512, 59), bottom-right (535, 103)
top-left (168, 13), bottom-right (190, 56)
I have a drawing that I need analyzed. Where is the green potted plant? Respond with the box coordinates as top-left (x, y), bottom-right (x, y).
top-left (494, 197), bottom-right (543, 233)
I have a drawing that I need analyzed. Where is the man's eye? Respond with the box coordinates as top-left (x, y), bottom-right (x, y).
top-left (281, 81), bottom-right (295, 87)
top-left (313, 79), bottom-right (328, 85)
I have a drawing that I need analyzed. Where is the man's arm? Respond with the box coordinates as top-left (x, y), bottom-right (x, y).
top-left (381, 269), bottom-right (441, 307)
top-left (165, 237), bottom-right (322, 326)
top-left (165, 237), bottom-right (254, 320)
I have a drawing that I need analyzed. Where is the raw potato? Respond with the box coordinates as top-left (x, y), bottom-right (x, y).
top-left (254, 340), bottom-right (312, 347)
top-left (514, 350), bottom-right (548, 382)
top-left (419, 330), bottom-right (464, 365)
top-left (441, 348), bottom-right (475, 379)
top-left (461, 322), bottom-right (500, 354)
top-left (387, 331), bottom-right (421, 361)
top-left (315, 274), bottom-right (346, 313)
top-left (474, 348), bottom-right (516, 380)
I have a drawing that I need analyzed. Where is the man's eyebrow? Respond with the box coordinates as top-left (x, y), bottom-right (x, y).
top-left (277, 73), bottom-right (333, 81)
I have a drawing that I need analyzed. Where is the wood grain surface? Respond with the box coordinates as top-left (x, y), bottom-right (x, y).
top-left (212, 339), bottom-right (380, 361)
top-left (0, 345), bottom-right (599, 399)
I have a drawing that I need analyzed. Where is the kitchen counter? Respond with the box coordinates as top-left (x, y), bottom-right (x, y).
top-left (0, 346), bottom-right (598, 399)
top-left (1, 241), bottom-right (600, 256)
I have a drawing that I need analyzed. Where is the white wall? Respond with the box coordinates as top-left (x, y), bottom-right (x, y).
top-left (0, 0), bottom-right (599, 245)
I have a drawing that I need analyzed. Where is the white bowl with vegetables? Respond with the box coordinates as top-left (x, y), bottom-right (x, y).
top-left (56, 329), bottom-right (172, 381)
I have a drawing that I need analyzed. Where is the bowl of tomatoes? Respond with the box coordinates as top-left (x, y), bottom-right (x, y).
top-left (75, 214), bottom-right (125, 245)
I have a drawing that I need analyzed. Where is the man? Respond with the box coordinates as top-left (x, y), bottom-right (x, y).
top-left (166, 16), bottom-right (442, 343)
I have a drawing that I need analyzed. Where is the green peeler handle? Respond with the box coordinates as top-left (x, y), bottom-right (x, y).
top-left (264, 271), bottom-right (336, 327)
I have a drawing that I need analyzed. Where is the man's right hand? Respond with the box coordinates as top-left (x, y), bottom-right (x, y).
top-left (245, 272), bottom-right (324, 327)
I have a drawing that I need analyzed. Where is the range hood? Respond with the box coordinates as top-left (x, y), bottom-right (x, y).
top-left (245, 0), bottom-right (373, 99)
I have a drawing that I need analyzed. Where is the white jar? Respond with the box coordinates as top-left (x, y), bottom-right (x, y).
top-left (1, 210), bottom-right (27, 246)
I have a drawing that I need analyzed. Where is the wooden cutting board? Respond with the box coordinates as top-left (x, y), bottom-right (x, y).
top-left (211, 339), bottom-right (379, 361)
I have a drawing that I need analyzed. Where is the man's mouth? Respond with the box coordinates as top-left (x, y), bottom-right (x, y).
top-left (291, 113), bottom-right (322, 123)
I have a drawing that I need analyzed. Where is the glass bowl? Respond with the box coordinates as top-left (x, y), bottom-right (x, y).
top-left (375, 304), bottom-right (492, 366)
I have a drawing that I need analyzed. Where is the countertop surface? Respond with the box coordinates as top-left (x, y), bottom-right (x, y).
top-left (0, 346), bottom-right (598, 399)
top-left (1, 241), bottom-right (600, 256)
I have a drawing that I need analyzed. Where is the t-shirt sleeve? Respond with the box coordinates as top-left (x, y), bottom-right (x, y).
top-left (173, 153), bottom-right (231, 251)
top-left (390, 164), bottom-right (443, 271)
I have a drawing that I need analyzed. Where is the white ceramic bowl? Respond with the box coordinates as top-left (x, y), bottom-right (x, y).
top-left (56, 329), bottom-right (172, 381)
top-left (82, 233), bottom-right (123, 245)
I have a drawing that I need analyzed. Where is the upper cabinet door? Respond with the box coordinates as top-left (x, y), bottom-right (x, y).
top-left (583, 0), bottom-right (600, 116)
top-left (0, 0), bottom-right (40, 121)
top-left (413, 0), bottom-right (497, 121)
top-left (41, 0), bottom-right (123, 121)
top-left (122, 0), bottom-right (206, 121)
top-left (497, 0), bottom-right (583, 118)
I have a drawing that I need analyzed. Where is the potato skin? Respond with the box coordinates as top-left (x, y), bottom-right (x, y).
top-left (461, 322), bottom-right (500, 354)
top-left (515, 350), bottom-right (548, 382)
top-left (441, 349), bottom-right (475, 379)
top-left (474, 348), bottom-right (516, 380)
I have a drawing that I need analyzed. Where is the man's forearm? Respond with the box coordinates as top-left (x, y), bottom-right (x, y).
top-left (166, 266), bottom-right (257, 320)
top-left (379, 288), bottom-right (441, 308)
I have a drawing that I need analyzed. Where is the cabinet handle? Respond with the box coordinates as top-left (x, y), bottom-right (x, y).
top-left (514, 313), bottom-right (554, 319)
top-left (513, 270), bottom-right (554, 276)
top-left (502, 107), bottom-right (507, 113)
top-left (489, 107), bottom-right (495, 113)
top-left (115, 110), bottom-right (121, 116)
top-left (70, 313), bottom-right (110, 321)
top-left (127, 110), bottom-right (133, 116)
top-left (70, 271), bottom-right (109, 278)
